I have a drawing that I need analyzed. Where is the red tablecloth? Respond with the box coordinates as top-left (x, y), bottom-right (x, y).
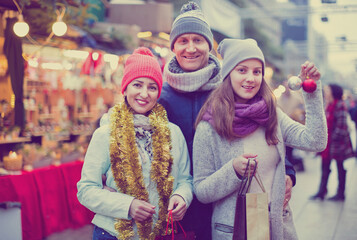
top-left (60, 160), bottom-right (94, 228)
top-left (0, 160), bottom-right (94, 240)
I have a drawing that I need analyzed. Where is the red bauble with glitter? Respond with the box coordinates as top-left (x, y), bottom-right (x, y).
top-left (302, 79), bottom-right (317, 93)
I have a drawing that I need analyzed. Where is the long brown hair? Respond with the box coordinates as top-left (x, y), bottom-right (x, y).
top-left (195, 76), bottom-right (279, 145)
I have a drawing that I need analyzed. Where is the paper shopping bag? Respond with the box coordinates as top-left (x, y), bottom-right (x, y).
top-left (246, 192), bottom-right (270, 240)
top-left (233, 159), bottom-right (270, 240)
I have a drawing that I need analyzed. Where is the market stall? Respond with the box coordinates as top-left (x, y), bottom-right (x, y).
top-left (0, 160), bottom-right (94, 240)
top-left (0, 2), bottom-right (171, 239)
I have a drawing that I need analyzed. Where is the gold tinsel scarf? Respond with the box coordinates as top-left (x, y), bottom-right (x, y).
top-left (110, 102), bottom-right (174, 240)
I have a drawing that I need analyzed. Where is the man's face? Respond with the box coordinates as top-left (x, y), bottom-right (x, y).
top-left (172, 33), bottom-right (210, 72)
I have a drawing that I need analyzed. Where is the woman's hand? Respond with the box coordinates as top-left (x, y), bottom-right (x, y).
top-left (129, 199), bottom-right (156, 222)
top-left (102, 174), bottom-right (116, 192)
top-left (284, 175), bottom-right (293, 209)
top-left (232, 153), bottom-right (258, 177)
top-left (168, 195), bottom-right (187, 221)
top-left (299, 61), bottom-right (321, 82)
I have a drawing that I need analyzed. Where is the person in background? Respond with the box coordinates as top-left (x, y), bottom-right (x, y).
top-left (77, 47), bottom-right (193, 240)
top-left (193, 38), bottom-right (327, 240)
top-left (158, 2), bottom-right (297, 239)
top-left (310, 84), bottom-right (354, 201)
top-left (348, 96), bottom-right (357, 158)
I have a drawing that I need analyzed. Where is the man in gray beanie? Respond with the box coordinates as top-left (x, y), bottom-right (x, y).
top-left (169, 2), bottom-right (214, 51)
top-left (158, 2), bottom-right (220, 240)
top-left (158, 3), bottom-right (296, 240)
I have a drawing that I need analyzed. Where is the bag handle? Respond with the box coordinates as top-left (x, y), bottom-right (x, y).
top-left (238, 158), bottom-right (257, 195)
top-left (237, 159), bottom-right (250, 195)
top-left (165, 210), bottom-right (187, 240)
top-left (254, 171), bottom-right (266, 193)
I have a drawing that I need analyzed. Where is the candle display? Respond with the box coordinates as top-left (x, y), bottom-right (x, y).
top-left (3, 151), bottom-right (23, 171)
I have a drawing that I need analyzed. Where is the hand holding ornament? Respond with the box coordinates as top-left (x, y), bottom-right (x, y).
top-left (288, 61), bottom-right (320, 93)
top-left (299, 61), bottom-right (321, 82)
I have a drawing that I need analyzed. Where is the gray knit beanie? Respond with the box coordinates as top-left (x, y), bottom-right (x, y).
top-left (170, 2), bottom-right (213, 51)
top-left (217, 38), bottom-right (265, 81)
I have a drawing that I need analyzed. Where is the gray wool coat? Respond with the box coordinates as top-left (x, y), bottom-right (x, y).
top-left (193, 81), bottom-right (327, 240)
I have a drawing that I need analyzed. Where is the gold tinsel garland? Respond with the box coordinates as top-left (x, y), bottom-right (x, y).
top-left (110, 102), bottom-right (174, 240)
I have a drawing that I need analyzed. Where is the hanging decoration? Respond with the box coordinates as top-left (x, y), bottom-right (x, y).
top-left (288, 75), bottom-right (317, 93)
top-left (80, 52), bottom-right (104, 75)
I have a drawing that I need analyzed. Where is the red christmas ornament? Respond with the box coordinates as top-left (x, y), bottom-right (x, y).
top-left (302, 78), bottom-right (317, 93)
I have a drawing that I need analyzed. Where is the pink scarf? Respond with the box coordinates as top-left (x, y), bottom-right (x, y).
top-left (202, 96), bottom-right (269, 136)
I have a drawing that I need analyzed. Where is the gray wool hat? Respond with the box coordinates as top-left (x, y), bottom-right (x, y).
top-left (170, 2), bottom-right (213, 51)
top-left (217, 38), bottom-right (265, 81)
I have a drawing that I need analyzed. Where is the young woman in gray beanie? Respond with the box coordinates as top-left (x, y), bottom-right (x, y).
top-left (193, 38), bottom-right (327, 240)
top-left (159, 3), bottom-right (297, 240)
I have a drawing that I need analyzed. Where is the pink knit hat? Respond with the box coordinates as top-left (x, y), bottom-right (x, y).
top-left (121, 47), bottom-right (163, 97)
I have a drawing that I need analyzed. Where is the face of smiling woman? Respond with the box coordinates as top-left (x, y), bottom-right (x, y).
top-left (229, 59), bottom-right (263, 103)
top-left (124, 77), bottom-right (159, 115)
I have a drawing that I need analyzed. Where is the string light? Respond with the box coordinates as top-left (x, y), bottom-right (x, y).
top-left (52, 20), bottom-right (67, 36)
top-left (11, 0), bottom-right (29, 37)
top-left (137, 31), bottom-right (152, 38)
top-left (13, 14), bottom-right (29, 37)
top-left (52, 7), bottom-right (67, 37)
top-left (15, 2), bottom-right (67, 59)
top-left (11, 0), bottom-right (67, 38)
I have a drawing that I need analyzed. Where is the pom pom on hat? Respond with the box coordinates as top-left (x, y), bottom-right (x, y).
top-left (218, 38), bottom-right (265, 81)
top-left (170, 1), bottom-right (213, 50)
top-left (132, 47), bottom-right (154, 57)
top-left (180, 1), bottom-right (200, 13)
top-left (121, 47), bottom-right (163, 97)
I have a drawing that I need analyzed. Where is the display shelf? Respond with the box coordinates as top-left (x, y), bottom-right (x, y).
top-left (31, 132), bottom-right (70, 139)
top-left (38, 113), bottom-right (55, 120)
top-left (25, 78), bottom-right (48, 87)
top-left (0, 137), bottom-right (32, 145)
top-left (25, 107), bottom-right (38, 111)
top-left (71, 130), bottom-right (93, 136)
top-left (55, 136), bottom-right (70, 141)
top-left (77, 112), bottom-right (94, 119)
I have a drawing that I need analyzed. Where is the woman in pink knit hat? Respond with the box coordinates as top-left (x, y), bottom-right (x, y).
top-left (77, 47), bottom-right (193, 240)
